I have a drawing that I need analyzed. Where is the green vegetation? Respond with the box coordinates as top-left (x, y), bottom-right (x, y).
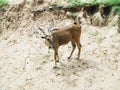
top-left (111, 6), bottom-right (120, 33)
top-left (67, 0), bottom-right (120, 7)
top-left (49, 2), bottom-right (57, 6)
top-left (118, 10), bottom-right (120, 33)
top-left (0, 0), bottom-right (7, 7)
top-left (112, 6), bottom-right (120, 14)
top-left (67, 0), bottom-right (94, 7)
top-left (97, 0), bottom-right (120, 4)
top-left (49, 0), bottom-right (120, 9)
top-left (67, 0), bottom-right (81, 7)
top-left (71, 13), bottom-right (78, 19)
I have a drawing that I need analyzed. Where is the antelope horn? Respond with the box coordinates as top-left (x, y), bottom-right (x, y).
top-left (45, 20), bottom-right (52, 33)
top-left (36, 23), bottom-right (46, 36)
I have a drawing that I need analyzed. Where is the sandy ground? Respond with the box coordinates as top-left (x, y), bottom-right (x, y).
top-left (0, 0), bottom-right (120, 90)
top-left (0, 23), bottom-right (120, 90)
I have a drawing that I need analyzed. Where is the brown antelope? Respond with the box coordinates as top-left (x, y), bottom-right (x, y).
top-left (36, 22), bottom-right (81, 68)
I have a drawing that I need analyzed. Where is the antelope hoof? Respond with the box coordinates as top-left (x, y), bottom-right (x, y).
top-left (68, 57), bottom-right (71, 59)
top-left (76, 58), bottom-right (80, 60)
top-left (56, 60), bottom-right (59, 62)
top-left (53, 66), bottom-right (57, 69)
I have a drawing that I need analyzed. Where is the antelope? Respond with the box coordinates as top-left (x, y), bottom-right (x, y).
top-left (36, 22), bottom-right (82, 68)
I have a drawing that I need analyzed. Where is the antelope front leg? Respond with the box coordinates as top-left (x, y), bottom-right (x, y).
top-left (53, 48), bottom-right (59, 69)
top-left (76, 42), bottom-right (81, 60)
top-left (68, 41), bottom-right (76, 59)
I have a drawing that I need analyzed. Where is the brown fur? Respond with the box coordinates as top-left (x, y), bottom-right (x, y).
top-left (40, 23), bottom-right (81, 68)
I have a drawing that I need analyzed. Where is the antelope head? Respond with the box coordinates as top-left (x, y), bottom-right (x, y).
top-left (36, 23), bottom-right (54, 49)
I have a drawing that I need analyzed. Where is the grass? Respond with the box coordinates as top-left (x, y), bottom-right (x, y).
top-left (67, 0), bottom-right (81, 7)
top-left (67, 0), bottom-right (91, 7)
top-left (66, 0), bottom-right (120, 7)
top-left (97, 0), bottom-right (120, 5)
top-left (71, 13), bottom-right (78, 19)
top-left (0, 0), bottom-right (7, 7)
top-left (112, 6), bottom-right (120, 14)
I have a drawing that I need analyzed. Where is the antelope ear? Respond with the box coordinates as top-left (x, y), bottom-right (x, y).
top-left (41, 36), bottom-right (46, 39)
